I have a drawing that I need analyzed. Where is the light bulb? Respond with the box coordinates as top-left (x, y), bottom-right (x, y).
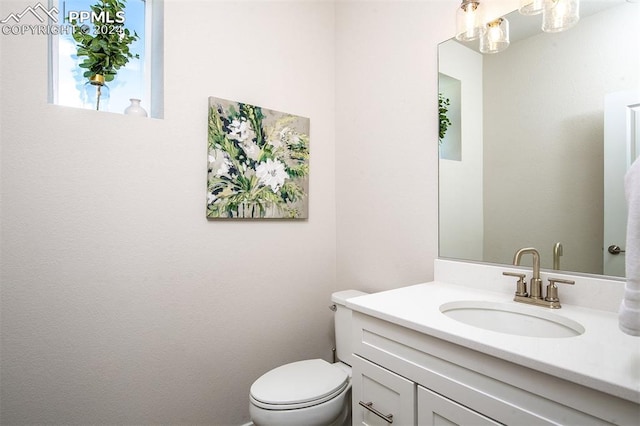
top-left (456, 0), bottom-right (485, 42)
top-left (542, 0), bottom-right (580, 32)
top-left (480, 18), bottom-right (510, 54)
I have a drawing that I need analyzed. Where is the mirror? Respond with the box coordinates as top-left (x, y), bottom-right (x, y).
top-left (438, 1), bottom-right (639, 278)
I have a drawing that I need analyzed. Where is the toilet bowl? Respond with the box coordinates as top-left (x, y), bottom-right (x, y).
top-left (249, 290), bottom-right (366, 426)
top-left (249, 359), bottom-right (351, 426)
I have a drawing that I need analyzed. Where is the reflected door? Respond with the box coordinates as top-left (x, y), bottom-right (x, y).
top-left (604, 90), bottom-right (640, 277)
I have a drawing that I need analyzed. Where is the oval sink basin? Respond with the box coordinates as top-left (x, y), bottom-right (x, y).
top-left (440, 301), bottom-right (585, 338)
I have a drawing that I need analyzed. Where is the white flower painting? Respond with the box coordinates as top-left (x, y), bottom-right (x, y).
top-left (207, 97), bottom-right (310, 219)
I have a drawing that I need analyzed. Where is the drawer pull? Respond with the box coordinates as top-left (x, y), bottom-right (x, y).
top-left (359, 401), bottom-right (394, 423)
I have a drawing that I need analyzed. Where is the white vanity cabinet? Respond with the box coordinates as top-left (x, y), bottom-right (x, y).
top-left (350, 311), bottom-right (639, 426)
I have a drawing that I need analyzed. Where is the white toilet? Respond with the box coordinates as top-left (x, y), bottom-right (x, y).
top-left (249, 290), bottom-right (366, 426)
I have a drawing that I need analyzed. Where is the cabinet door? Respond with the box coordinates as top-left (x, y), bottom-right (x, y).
top-left (352, 355), bottom-right (416, 426)
top-left (417, 385), bottom-right (502, 426)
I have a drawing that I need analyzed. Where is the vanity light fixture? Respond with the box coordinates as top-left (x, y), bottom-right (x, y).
top-left (479, 18), bottom-right (510, 54)
top-left (519, 0), bottom-right (544, 15)
top-left (542, 0), bottom-right (580, 33)
top-left (454, 0), bottom-right (579, 55)
top-left (455, 0), bottom-right (485, 42)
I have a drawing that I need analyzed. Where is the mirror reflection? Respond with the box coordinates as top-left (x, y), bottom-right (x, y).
top-left (439, 1), bottom-right (639, 278)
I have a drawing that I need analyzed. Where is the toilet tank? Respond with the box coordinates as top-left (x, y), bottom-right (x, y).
top-left (331, 290), bottom-right (367, 366)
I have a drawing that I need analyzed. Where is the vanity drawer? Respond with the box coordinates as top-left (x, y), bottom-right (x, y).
top-left (351, 355), bottom-right (416, 426)
top-left (418, 385), bottom-right (502, 426)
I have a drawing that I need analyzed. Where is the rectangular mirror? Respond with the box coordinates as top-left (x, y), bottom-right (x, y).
top-left (438, 0), bottom-right (639, 278)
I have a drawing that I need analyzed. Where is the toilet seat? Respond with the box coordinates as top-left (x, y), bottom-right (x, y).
top-left (250, 359), bottom-right (349, 410)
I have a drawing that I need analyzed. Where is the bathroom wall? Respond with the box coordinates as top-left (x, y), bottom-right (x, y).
top-left (1, 0), bottom-right (461, 424)
top-left (1, 1), bottom-right (337, 424)
top-left (334, 0), bottom-right (452, 293)
top-left (333, 0), bottom-right (519, 294)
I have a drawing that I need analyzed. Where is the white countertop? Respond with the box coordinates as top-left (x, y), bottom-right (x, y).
top-left (346, 281), bottom-right (640, 404)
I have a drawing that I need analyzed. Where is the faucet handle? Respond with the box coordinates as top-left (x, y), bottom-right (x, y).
top-left (545, 278), bottom-right (575, 303)
top-left (503, 272), bottom-right (528, 297)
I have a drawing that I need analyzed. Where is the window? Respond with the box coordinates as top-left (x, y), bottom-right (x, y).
top-left (49, 0), bottom-right (163, 117)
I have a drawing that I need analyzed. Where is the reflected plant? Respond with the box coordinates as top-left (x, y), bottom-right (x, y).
top-left (439, 93), bottom-right (452, 144)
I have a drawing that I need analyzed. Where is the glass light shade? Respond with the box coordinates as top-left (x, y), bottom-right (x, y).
top-left (519, 0), bottom-right (544, 15)
top-left (480, 18), bottom-right (510, 54)
top-left (542, 0), bottom-right (580, 32)
top-left (455, 0), bottom-right (484, 42)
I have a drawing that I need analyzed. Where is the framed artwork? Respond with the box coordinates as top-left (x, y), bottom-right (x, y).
top-left (207, 97), bottom-right (309, 219)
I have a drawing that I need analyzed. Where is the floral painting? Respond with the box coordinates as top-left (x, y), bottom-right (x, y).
top-left (207, 97), bottom-right (310, 219)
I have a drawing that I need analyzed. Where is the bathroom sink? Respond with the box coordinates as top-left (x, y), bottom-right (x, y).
top-left (440, 300), bottom-right (585, 338)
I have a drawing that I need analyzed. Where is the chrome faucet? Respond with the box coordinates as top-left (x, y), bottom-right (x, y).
top-left (513, 247), bottom-right (543, 299)
top-left (503, 247), bottom-right (575, 309)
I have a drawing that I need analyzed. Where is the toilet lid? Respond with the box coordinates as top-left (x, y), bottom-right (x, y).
top-left (250, 359), bottom-right (349, 408)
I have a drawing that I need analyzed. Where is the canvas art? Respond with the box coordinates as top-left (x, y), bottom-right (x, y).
top-left (207, 97), bottom-right (310, 219)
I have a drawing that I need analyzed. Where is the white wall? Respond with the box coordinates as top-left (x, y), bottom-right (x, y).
top-left (1, 1), bottom-right (337, 424)
top-left (335, 0), bottom-right (450, 293)
top-left (1, 0), bottom-right (451, 424)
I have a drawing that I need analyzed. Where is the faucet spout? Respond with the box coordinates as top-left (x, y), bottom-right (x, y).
top-left (513, 247), bottom-right (540, 279)
top-left (553, 242), bottom-right (563, 270)
top-left (513, 247), bottom-right (543, 299)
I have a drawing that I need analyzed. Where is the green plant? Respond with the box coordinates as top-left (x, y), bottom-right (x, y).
top-left (71, 0), bottom-right (139, 83)
top-left (439, 93), bottom-right (452, 144)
